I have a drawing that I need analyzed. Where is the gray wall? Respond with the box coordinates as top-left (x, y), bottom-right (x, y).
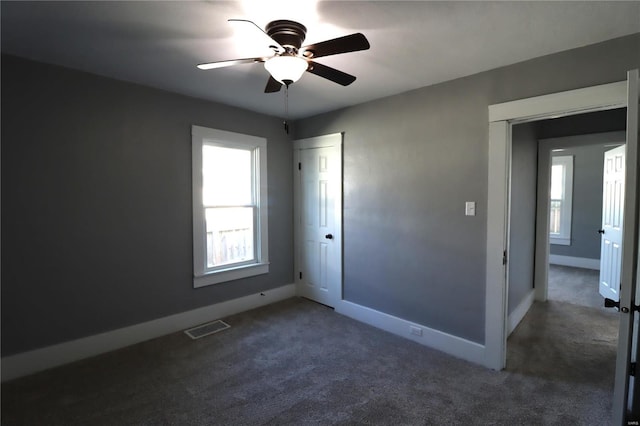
top-left (508, 124), bottom-right (538, 315)
top-left (294, 34), bottom-right (640, 344)
top-left (3, 33), bottom-right (639, 355)
top-left (1, 55), bottom-right (293, 356)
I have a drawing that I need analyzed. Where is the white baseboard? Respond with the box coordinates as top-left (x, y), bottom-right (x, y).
top-left (1, 284), bottom-right (295, 382)
top-left (508, 290), bottom-right (535, 336)
top-left (335, 300), bottom-right (485, 366)
top-left (549, 254), bottom-right (600, 270)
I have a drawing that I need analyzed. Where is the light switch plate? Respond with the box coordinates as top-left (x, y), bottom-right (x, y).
top-left (465, 201), bottom-right (476, 216)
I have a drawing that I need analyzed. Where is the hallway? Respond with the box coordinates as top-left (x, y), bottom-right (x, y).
top-left (506, 265), bottom-right (619, 423)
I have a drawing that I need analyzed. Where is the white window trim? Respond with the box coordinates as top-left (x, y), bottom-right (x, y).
top-left (192, 125), bottom-right (269, 287)
top-left (549, 155), bottom-right (573, 246)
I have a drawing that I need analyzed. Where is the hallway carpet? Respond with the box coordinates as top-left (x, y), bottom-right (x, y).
top-left (2, 297), bottom-right (619, 425)
top-left (548, 264), bottom-right (604, 309)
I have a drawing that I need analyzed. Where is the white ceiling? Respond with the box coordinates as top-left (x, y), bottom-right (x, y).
top-left (2, 1), bottom-right (639, 119)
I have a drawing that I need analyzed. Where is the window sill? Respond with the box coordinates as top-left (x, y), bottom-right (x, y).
top-left (550, 237), bottom-right (571, 246)
top-left (194, 262), bottom-right (270, 288)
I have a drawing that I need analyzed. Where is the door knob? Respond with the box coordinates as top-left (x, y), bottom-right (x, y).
top-left (598, 229), bottom-right (605, 234)
top-left (605, 298), bottom-right (639, 314)
top-left (325, 234), bottom-right (333, 240)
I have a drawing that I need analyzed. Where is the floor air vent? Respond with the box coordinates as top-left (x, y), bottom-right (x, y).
top-left (184, 320), bottom-right (230, 340)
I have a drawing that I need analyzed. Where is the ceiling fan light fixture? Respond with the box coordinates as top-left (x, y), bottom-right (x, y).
top-left (264, 56), bottom-right (308, 85)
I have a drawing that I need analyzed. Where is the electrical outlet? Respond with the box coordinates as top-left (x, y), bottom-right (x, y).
top-left (410, 325), bottom-right (422, 336)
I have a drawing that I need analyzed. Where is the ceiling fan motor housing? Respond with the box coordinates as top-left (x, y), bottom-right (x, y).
top-left (266, 20), bottom-right (307, 51)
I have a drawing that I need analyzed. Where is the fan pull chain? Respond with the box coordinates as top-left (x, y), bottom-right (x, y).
top-left (283, 83), bottom-right (290, 134)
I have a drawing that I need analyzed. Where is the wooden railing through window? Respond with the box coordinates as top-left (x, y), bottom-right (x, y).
top-left (550, 199), bottom-right (562, 234)
top-left (206, 228), bottom-right (253, 267)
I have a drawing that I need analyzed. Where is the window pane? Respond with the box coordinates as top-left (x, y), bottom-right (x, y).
top-left (550, 164), bottom-right (564, 200)
top-left (203, 145), bottom-right (252, 206)
top-left (549, 200), bottom-right (562, 234)
top-left (205, 207), bottom-right (254, 268)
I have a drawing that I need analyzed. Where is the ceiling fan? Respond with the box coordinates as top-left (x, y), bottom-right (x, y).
top-left (197, 19), bottom-right (370, 93)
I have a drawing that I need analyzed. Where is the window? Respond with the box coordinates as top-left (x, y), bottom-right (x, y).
top-left (549, 155), bottom-right (573, 245)
top-left (192, 125), bottom-right (268, 287)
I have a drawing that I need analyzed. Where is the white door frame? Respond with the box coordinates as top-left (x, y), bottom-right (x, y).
top-left (484, 80), bottom-right (629, 370)
top-left (613, 69), bottom-right (639, 426)
top-left (293, 133), bottom-right (343, 306)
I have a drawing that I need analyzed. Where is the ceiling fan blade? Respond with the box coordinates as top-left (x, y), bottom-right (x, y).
top-left (301, 33), bottom-right (369, 59)
top-left (229, 19), bottom-right (284, 53)
top-left (264, 76), bottom-right (282, 93)
top-left (306, 61), bottom-right (356, 86)
top-left (197, 57), bottom-right (267, 70)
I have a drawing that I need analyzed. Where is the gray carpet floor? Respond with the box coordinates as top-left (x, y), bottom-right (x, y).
top-left (548, 264), bottom-right (604, 309)
top-left (2, 294), bottom-right (619, 425)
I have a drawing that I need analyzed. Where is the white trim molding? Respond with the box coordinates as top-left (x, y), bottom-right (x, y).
top-left (294, 132), bottom-right (343, 150)
top-left (549, 255), bottom-right (600, 270)
top-left (1, 284), bottom-right (295, 382)
top-left (293, 133), bottom-right (343, 308)
top-left (191, 125), bottom-right (269, 288)
top-left (336, 300), bottom-right (485, 366)
top-left (508, 290), bottom-right (535, 336)
top-left (485, 121), bottom-right (510, 370)
top-left (489, 81), bottom-right (627, 123)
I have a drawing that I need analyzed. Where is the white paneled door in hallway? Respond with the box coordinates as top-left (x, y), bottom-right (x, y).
top-left (599, 144), bottom-right (625, 302)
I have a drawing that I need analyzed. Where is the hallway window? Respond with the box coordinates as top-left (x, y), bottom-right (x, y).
top-left (550, 155), bottom-right (573, 245)
top-left (192, 125), bottom-right (269, 287)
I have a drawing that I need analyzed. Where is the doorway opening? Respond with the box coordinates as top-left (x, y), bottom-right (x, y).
top-left (484, 80), bottom-right (630, 369)
top-left (485, 73), bottom-right (639, 424)
top-left (533, 113), bottom-right (627, 305)
top-left (504, 111), bottom-right (626, 419)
